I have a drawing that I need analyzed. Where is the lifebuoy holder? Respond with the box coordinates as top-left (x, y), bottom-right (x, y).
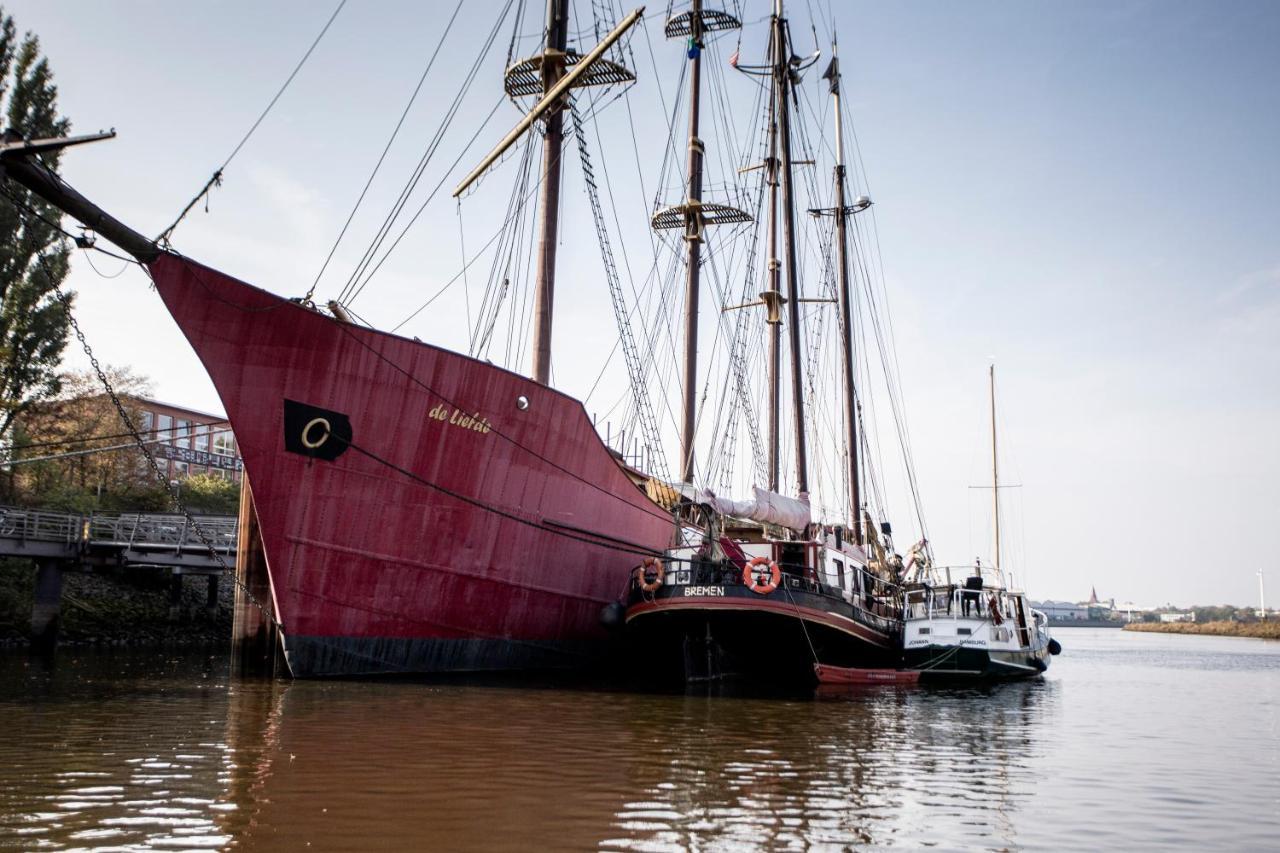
top-left (634, 556), bottom-right (664, 593)
top-left (743, 556), bottom-right (781, 595)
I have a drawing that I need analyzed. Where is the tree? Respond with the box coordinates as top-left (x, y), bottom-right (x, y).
top-left (181, 473), bottom-right (240, 515)
top-left (7, 366), bottom-right (165, 511)
top-left (0, 9), bottom-right (72, 440)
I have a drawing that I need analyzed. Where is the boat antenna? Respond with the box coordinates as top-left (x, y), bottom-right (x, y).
top-left (990, 362), bottom-right (1001, 576)
top-left (651, 1), bottom-right (748, 483)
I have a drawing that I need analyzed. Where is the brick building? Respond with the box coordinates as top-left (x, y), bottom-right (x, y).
top-left (134, 397), bottom-right (244, 484)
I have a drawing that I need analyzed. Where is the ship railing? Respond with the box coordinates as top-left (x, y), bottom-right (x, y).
top-left (904, 584), bottom-right (1016, 622)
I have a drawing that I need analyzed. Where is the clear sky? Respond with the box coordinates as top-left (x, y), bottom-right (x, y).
top-left (6, 1), bottom-right (1278, 608)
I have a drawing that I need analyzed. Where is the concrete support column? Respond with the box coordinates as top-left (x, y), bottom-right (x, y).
top-left (30, 560), bottom-right (65, 652)
top-left (168, 571), bottom-right (184, 623)
top-left (205, 574), bottom-right (219, 621)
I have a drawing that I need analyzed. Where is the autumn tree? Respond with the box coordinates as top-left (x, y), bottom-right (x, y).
top-left (0, 9), bottom-right (73, 440)
top-left (8, 366), bottom-right (167, 511)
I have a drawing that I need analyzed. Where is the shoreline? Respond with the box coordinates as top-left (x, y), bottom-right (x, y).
top-left (1123, 621), bottom-right (1279, 640)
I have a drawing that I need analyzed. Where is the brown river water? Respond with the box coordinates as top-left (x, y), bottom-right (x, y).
top-left (1, 628), bottom-right (1277, 851)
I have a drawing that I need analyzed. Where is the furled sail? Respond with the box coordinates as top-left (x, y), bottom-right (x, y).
top-left (701, 486), bottom-right (811, 532)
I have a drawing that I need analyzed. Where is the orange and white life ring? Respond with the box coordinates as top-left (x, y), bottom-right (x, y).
top-left (634, 556), bottom-right (665, 593)
top-left (742, 556), bottom-right (781, 595)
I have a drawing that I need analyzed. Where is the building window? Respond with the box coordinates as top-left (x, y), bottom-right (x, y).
top-left (157, 413), bottom-right (173, 437)
top-left (214, 431), bottom-right (237, 457)
top-left (171, 460), bottom-right (188, 478)
top-left (140, 411), bottom-right (154, 435)
top-left (174, 419), bottom-right (190, 446)
top-left (194, 425), bottom-right (209, 453)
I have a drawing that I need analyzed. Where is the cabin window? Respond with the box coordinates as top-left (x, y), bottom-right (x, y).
top-left (777, 542), bottom-right (805, 575)
top-left (833, 558), bottom-right (845, 590)
top-left (919, 627), bottom-right (931, 636)
top-left (957, 627), bottom-right (972, 636)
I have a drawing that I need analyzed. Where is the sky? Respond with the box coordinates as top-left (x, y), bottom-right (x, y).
top-left (5, 0), bottom-right (1278, 608)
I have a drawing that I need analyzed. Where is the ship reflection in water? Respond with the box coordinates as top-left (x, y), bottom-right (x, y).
top-left (1, 629), bottom-right (1277, 850)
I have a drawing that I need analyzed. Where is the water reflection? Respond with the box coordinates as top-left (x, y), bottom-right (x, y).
top-left (600, 680), bottom-right (1057, 850)
top-left (3, 631), bottom-right (1278, 851)
top-left (0, 650), bottom-right (236, 850)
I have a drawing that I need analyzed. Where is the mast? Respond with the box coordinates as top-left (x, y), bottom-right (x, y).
top-left (530, 0), bottom-right (569, 386)
top-left (990, 363), bottom-right (1000, 571)
top-left (824, 46), bottom-right (863, 543)
top-left (772, 1), bottom-right (808, 496)
top-left (764, 87), bottom-right (783, 493)
top-left (678, 0), bottom-right (705, 483)
top-left (653, 3), bottom-right (747, 483)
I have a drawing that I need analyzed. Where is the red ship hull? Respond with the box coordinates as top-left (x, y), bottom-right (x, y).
top-left (147, 254), bottom-right (674, 677)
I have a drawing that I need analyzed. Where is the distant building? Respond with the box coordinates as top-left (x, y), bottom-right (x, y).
top-left (134, 397), bottom-right (243, 483)
top-left (1112, 602), bottom-right (1149, 622)
top-left (1159, 611), bottom-right (1196, 623)
top-left (1033, 600), bottom-right (1088, 621)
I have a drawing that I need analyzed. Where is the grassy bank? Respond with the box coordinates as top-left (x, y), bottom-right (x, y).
top-left (1123, 620), bottom-right (1280, 640)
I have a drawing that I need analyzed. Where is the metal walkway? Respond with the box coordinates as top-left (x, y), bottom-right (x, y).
top-left (0, 505), bottom-right (237, 572)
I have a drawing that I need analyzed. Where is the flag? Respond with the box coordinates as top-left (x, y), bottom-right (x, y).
top-left (729, 48), bottom-right (739, 68)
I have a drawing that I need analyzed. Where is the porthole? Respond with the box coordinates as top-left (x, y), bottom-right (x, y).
top-left (516, 395), bottom-right (529, 411)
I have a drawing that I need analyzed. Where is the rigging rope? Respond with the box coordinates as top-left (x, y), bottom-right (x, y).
top-left (569, 103), bottom-right (670, 482)
top-left (304, 0), bottom-right (465, 304)
top-left (157, 0), bottom-right (349, 245)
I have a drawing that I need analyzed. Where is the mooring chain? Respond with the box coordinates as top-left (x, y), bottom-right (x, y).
top-left (42, 261), bottom-right (282, 630)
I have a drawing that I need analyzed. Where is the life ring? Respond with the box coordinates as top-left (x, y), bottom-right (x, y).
top-left (742, 556), bottom-right (781, 595)
top-left (988, 594), bottom-right (1005, 625)
top-left (634, 556), bottom-right (664, 593)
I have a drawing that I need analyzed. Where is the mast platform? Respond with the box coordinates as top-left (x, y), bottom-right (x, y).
top-left (664, 8), bottom-right (741, 37)
top-left (503, 50), bottom-right (635, 98)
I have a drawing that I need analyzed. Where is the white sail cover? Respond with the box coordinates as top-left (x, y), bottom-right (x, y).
top-left (691, 486), bottom-right (812, 532)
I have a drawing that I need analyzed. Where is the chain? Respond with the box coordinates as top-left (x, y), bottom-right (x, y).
top-left (42, 255), bottom-right (283, 630)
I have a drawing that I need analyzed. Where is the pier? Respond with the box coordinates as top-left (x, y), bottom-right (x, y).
top-left (0, 505), bottom-right (237, 649)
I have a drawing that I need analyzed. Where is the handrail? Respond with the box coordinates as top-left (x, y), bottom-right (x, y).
top-left (0, 504), bottom-right (237, 550)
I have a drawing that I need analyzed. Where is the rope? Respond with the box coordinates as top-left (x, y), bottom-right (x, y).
top-left (330, 432), bottom-right (667, 561)
top-left (32, 250), bottom-right (283, 632)
top-left (6, 428), bottom-right (234, 467)
top-left (303, 0), bottom-right (465, 304)
top-left (157, 0), bottom-right (348, 245)
top-left (779, 578), bottom-right (821, 665)
top-left (5, 419), bottom-right (228, 452)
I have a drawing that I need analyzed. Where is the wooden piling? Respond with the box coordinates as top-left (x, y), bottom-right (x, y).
top-left (205, 574), bottom-right (219, 621)
top-left (232, 476), bottom-right (282, 677)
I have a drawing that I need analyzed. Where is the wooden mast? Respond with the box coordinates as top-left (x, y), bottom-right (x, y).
top-left (764, 84), bottom-right (783, 493)
top-left (825, 47), bottom-right (863, 544)
top-left (678, 0), bottom-right (706, 483)
top-left (773, 0), bottom-right (808, 496)
top-left (653, 3), bottom-right (747, 482)
top-left (530, 0), bottom-right (569, 386)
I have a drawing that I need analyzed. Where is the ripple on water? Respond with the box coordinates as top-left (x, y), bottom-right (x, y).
top-left (1, 633), bottom-right (1278, 850)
